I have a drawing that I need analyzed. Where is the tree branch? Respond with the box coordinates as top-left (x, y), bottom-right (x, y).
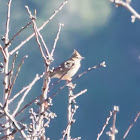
top-left (51, 23), bottom-right (64, 57)
top-left (15, 61), bottom-right (106, 116)
top-left (106, 106), bottom-right (119, 140)
top-left (5, 0), bottom-right (12, 45)
top-left (4, 55), bottom-right (28, 108)
top-left (9, 0), bottom-right (69, 55)
top-left (0, 45), bottom-right (6, 60)
top-left (25, 6), bottom-right (50, 64)
top-left (110, 0), bottom-right (140, 22)
top-left (7, 21), bottom-right (32, 46)
top-left (123, 112), bottom-right (140, 139)
top-left (97, 111), bottom-right (113, 140)
top-left (12, 73), bottom-right (44, 117)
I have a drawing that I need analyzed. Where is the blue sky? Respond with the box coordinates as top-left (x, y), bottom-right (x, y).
top-left (0, 0), bottom-right (140, 139)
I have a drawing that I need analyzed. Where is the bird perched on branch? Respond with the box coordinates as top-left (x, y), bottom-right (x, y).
top-left (49, 49), bottom-right (84, 81)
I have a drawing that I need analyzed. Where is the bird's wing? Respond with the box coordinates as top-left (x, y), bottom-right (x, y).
top-left (49, 60), bottom-right (75, 78)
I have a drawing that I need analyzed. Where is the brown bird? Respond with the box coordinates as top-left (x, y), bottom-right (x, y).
top-left (49, 49), bottom-right (84, 81)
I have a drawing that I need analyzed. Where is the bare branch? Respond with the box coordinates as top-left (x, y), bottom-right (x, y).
top-left (67, 83), bottom-right (74, 140)
top-left (0, 129), bottom-right (17, 140)
top-left (8, 52), bottom-right (18, 88)
top-left (12, 73), bottom-right (44, 117)
top-left (9, 0), bottom-right (69, 55)
top-left (25, 6), bottom-right (49, 64)
top-left (51, 23), bottom-right (64, 57)
top-left (110, 0), bottom-right (140, 22)
top-left (16, 62), bottom-right (106, 118)
top-left (5, 55), bottom-right (28, 106)
top-left (5, 0), bottom-right (12, 45)
top-left (15, 95), bottom-right (40, 117)
top-left (7, 21), bottom-right (32, 46)
top-left (97, 111), bottom-right (113, 140)
top-left (123, 112), bottom-right (140, 139)
top-left (3, 0), bottom-right (12, 136)
top-left (106, 106), bottom-right (119, 140)
top-left (4, 109), bottom-right (27, 139)
top-left (71, 89), bottom-right (87, 100)
top-left (9, 72), bottom-right (44, 104)
top-left (8, 87), bottom-right (27, 104)
top-left (65, 83), bottom-right (84, 140)
top-left (50, 61), bottom-right (106, 99)
top-left (0, 45), bottom-right (6, 60)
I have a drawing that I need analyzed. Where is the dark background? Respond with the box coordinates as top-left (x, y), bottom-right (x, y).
top-left (0, 0), bottom-right (140, 139)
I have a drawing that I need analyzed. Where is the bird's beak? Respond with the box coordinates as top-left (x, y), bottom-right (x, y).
top-left (81, 57), bottom-right (85, 59)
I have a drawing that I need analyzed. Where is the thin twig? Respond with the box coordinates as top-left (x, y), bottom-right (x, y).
top-left (3, 0), bottom-right (12, 136)
top-left (9, 0), bottom-right (69, 55)
top-left (8, 52), bottom-right (18, 88)
top-left (10, 55), bottom-right (28, 92)
top-left (8, 72), bottom-right (43, 104)
top-left (61, 122), bottom-right (72, 140)
top-left (12, 73), bottom-right (44, 117)
top-left (50, 23), bottom-right (64, 57)
top-left (110, 0), bottom-right (140, 22)
top-left (67, 83), bottom-right (74, 140)
top-left (26, 6), bottom-right (51, 62)
top-left (25, 6), bottom-right (49, 64)
top-left (66, 84), bottom-right (85, 140)
top-left (0, 126), bottom-right (11, 133)
top-left (4, 55), bottom-right (28, 108)
top-left (15, 95), bottom-right (40, 117)
top-left (50, 61), bottom-right (106, 99)
top-left (0, 104), bottom-right (26, 138)
top-left (4, 109), bottom-right (27, 138)
top-left (97, 111), bottom-right (113, 140)
top-left (5, 0), bottom-right (12, 45)
top-left (0, 129), bottom-right (17, 140)
top-left (0, 44), bottom-right (6, 60)
top-left (106, 106), bottom-right (119, 140)
top-left (123, 112), bottom-right (140, 139)
top-left (71, 89), bottom-right (87, 100)
top-left (8, 86), bottom-right (27, 104)
top-left (7, 21), bottom-right (32, 46)
top-left (15, 62), bottom-right (106, 117)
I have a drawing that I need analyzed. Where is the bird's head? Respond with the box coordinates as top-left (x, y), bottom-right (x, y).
top-left (71, 49), bottom-right (85, 60)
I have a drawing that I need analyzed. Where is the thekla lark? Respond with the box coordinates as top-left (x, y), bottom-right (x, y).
top-left (49, 50), bottom-right (84, 81)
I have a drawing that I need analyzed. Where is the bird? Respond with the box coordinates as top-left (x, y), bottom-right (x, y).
top-left (49, 49), bottom-right (84, 81)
